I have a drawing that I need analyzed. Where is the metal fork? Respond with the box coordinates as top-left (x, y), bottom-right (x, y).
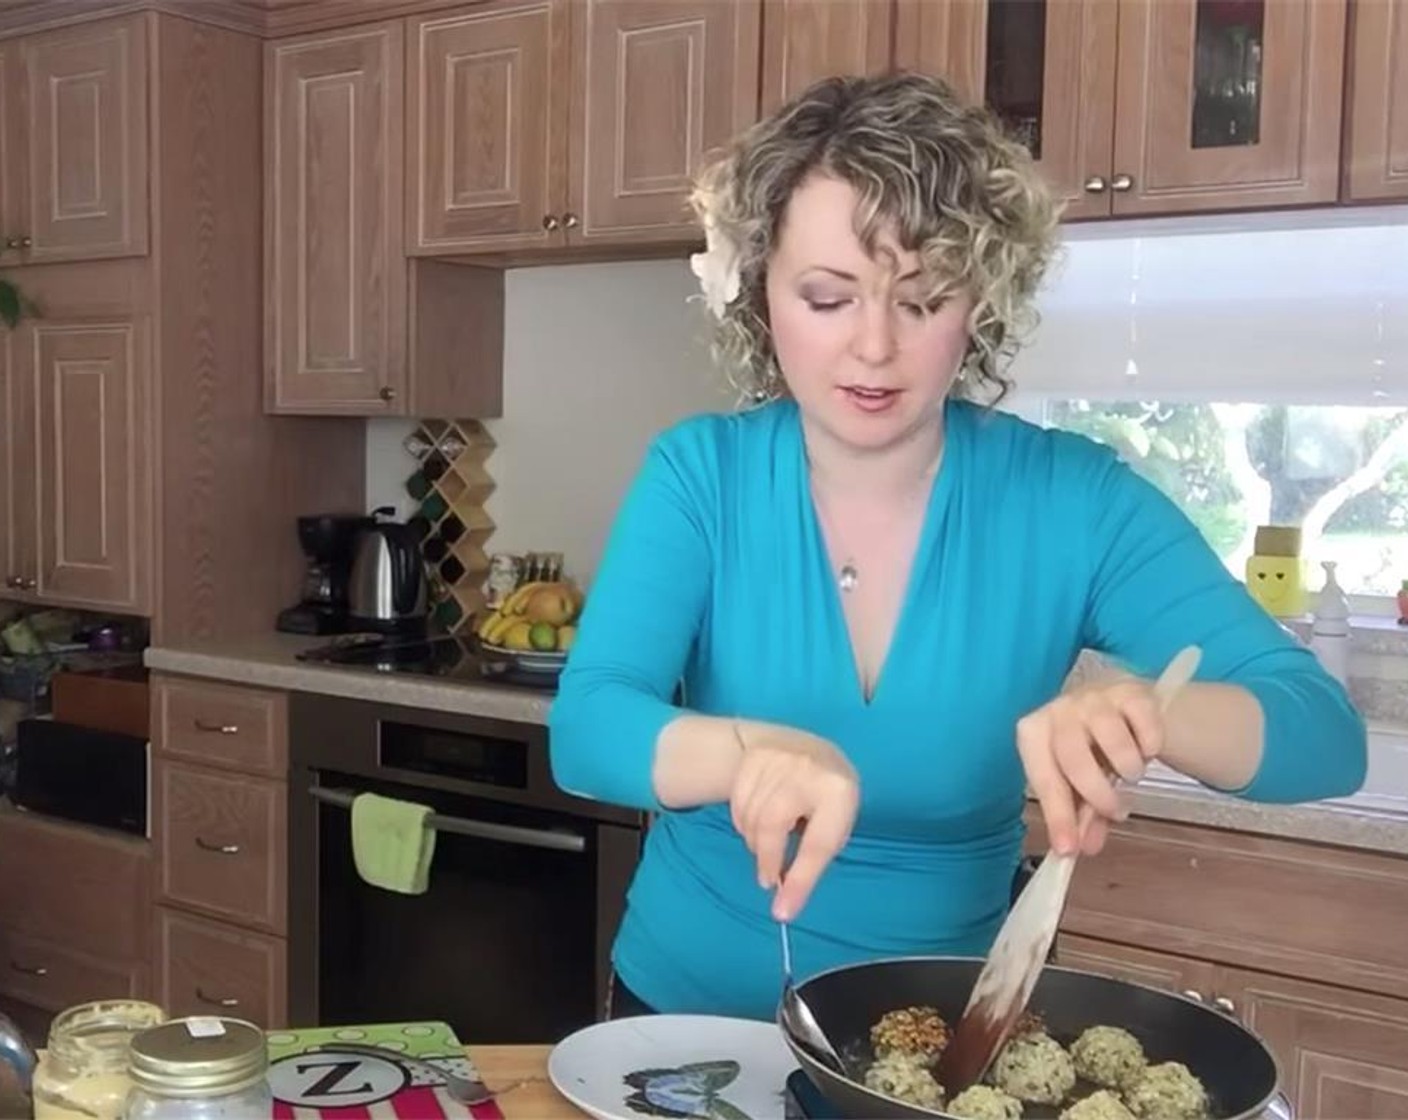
top-left (778, 921), bottom-right (847, 1076)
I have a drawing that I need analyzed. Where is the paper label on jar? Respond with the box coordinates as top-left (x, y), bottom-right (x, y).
top-left (186, 1017), bottom-right (228, 1039)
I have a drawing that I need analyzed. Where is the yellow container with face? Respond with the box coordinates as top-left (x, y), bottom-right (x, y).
top-left (1245, 553), bottom-right (1306, 617)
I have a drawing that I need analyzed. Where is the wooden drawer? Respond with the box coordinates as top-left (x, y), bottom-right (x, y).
top-left (0, 805), bottom-right (148, 960)
top-left (155, 675), bottom-right (287, 776)
top-left (0, 926), bottom-right (146, 1012)
top-left (156, 907), bottom-right (286, 1029)
top-left (1026, 808), bottom-right (1408, 1000)
top-left (156, 762), bottom-right (286, 934)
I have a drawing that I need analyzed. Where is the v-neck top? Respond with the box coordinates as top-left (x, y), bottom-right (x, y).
top-left (547, 397), bottom-right (1366, 1021)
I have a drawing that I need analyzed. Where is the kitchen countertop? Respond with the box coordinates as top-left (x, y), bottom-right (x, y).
top-left (146, 635), bottom-right (1408, 858)
top-left (145, 632), bottom-right (555, 725)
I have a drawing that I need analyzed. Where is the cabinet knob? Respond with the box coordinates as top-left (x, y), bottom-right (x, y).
top-left (1181, 988), bottom-right (1204, 1003)
top-left (4, 576), bottom-right (19, 589)
top-left (542, 214), bottom-right (560, 231)
top-left (1112, 173), bottom-right (1135, 192)
top-left (1083, 176), bottom-right (1108, 193)
top-left (378, 385), bottom-right (396, 403)
top-left (563, 212), bottom-right (579, 229)
top-left (19, 237), bottom-right (31, 248)
top-left (3, 237), bottom-right (17, 250)
top-left (1212, 995), bottom-right (1237, 1017)
top-left (19, 578), bottom-right (35, 591)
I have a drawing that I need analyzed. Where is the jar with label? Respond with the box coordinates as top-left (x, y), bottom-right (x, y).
top-left (32, 999), bottom-right (167, 1120)
top-left (122, 1017), bottom-right (270, 1120)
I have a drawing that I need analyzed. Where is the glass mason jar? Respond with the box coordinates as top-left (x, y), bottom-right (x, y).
top-left (31, 1000), bottom-right (167, 1120)
top-left (122, 1017), bottom-right (270, 1120)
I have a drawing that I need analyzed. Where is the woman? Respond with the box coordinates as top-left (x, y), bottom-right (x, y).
top-left (547, 72), bottom-right (1366, 1024)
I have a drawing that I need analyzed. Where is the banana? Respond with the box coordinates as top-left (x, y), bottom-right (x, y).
top-left (484, 611), bottom-right (519, 645)
top-left (502, 581), bottom-right (550, 615)
top-left (476, 609), bottom-right (504, 640)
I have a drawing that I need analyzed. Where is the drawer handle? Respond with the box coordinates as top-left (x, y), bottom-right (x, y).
top-left (10, 961), bottom-right (48, 977)
top-left (195, 837), bottom-right (242, 855)
top-left (196, 987), bottom-right (239, 1009)
top-left (194, 719), bottom-right (239, 735)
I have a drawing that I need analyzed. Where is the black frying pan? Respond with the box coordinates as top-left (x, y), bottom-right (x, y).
top-left (779, 957), bottom-right (1291, 1120)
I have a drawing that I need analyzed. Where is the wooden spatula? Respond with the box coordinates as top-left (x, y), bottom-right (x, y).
top-left (937, 645), bottom-right (1202, 1096)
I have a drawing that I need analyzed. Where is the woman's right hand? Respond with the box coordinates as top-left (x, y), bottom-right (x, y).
top-left (729, 724), bottom-right (860, 922)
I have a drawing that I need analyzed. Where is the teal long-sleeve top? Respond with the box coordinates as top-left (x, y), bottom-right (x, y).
top-left (547, 397), bottom-right (1366, 1021)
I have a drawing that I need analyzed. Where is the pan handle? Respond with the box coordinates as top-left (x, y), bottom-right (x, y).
top-left (1263, 1091), bottom-right (1294, 1120)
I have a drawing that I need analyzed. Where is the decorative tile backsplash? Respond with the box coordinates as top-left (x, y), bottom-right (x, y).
top-left (401, 420), bottom-right (495, 633)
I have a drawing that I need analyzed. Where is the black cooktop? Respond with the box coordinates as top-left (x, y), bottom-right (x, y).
top-left (297, 634), bottom-right (558, 692)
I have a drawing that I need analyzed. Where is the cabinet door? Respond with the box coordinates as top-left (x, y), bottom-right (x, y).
top-left (0, 328), bottom-right (35, 598)
top-left (17, 14), bottom-right (149, 263)
top-left (157, 907), bottom-right (287, 1029)
top-left (895, 0), bottom-right (1118, 221)
top-left (1218, 965), bottom-right (1408, 1120)
top-left (1345, 0), bottom-right (1408, 201)
top-left (759, 0), bottom-right (893, 115)
top-left (1056, 933), bottom-right (1217, 1000)
top-left (0, 41), bottom-right (20, 265)
top-left (567, 0), bottom-right (761, 245)
top-left (408, 1), bottom-right (569, 254)
top-left (265, 23), bottom-right (406, 413)
top-left (1111, 0), bottom-right (1348, 215)
top-left (33, 319), bottom-right (149, 611)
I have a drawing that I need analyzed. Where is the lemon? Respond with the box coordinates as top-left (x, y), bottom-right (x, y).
top-left (528, 622), bottom-right (558, 651)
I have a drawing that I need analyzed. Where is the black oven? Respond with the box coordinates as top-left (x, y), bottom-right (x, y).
top-left (286, 694), bottom-right (644, 1045)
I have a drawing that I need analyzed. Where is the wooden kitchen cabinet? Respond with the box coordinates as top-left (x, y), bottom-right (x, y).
top-left (1057, 934), bottom-right (1408, 1120)
top-left (759, 0), bottom-right (893, 115)
top-left (903, 0), bottom-right (1346, 219)
top-left (152, 673), bottom-right (292, 1030)
top-left (408, 0), bottom-right (760, 255)
top-left (0, 13), bottom-right (148, 266)
top-left (896, 0), bottom-right (1118, 221)
top-left (0, 802), bottom-right (152, 1010)
top-left (265, 21), bottom-right (505, 416)
top-left (1110, 0), bottom-right (1347, 215)
top-left (34, 319), bottom-right (150, 611)
top-left (1344, 0), bottom-right (1408, 201)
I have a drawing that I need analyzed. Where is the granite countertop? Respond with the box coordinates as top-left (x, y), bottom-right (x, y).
top-left (144, 632), bottom-right (555, 725)
top-left (145, 635), bottom-right (1408, 859)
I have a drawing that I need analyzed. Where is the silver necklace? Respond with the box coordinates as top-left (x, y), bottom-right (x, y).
top-left (838, 561), bottom-right (859, 593)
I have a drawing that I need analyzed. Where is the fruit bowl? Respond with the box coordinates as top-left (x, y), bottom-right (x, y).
top-left (473, 578), bottom-right (583, 675)
top-left (477, 642), bottom-right (568, 674)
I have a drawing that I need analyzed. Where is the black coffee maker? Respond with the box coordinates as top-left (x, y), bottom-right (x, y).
top-left (276, 514), bottom-right (371, 634)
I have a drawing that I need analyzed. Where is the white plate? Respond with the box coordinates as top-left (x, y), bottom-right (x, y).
top-left (548, 1014), bottom-right (799, 1120)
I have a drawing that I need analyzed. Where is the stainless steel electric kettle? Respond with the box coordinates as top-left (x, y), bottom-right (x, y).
top-left (348, 506), bottom-right (429, 635)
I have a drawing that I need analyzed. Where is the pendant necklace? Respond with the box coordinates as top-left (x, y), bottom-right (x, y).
top-left (838, 561), bottom-right (859, 593)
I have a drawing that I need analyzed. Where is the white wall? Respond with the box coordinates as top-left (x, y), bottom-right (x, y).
top-left (367, 259), bottom-right (735, 584)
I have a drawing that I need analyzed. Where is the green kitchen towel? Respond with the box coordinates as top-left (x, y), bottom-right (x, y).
top-left (350, 792), bottom-right (436, 894)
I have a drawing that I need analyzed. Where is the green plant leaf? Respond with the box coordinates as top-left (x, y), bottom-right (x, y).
top-left (0, 279), bottom-right (20, 329)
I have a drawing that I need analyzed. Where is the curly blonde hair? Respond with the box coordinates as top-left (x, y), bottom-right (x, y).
top-left (688, 71), bottom-right (1063, 405)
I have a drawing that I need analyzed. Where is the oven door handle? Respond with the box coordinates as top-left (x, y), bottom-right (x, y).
top-left (308, 785), bottom-right (587, 853)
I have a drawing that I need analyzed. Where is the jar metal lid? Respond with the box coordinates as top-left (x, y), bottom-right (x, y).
top-left (129, 1017), bottom-right (267, 1098)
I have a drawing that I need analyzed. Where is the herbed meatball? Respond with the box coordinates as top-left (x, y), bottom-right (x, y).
top-left (1123, 1061), bottom-right (1209, 1120)
top-left (870, 1006), bottom-right (952, 1062)
top-left (988, 1032), bottom-right (1077, 1105)
top-left (1061, 1089), bottom-right (1139, 1120)
top-left (863, 1052), bottom-right (945, 1110)
top-left (1071, 1025), bottom-right (1148, 1090)
top-left (947, 1083), bottom-right (1023, 1120)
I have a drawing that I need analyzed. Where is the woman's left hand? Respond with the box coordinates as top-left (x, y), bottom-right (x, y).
top-left (1016, 677), bottom-right (1166, 857)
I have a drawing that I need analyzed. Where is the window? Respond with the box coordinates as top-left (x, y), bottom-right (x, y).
top-left (1001, 206), bottom-right (1408, 611)
top-left (1042, 400), bottom-right (1408, 601)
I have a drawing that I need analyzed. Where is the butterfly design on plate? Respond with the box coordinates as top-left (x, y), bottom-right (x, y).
top-left (622, 1059), bottom-right (753, 1120)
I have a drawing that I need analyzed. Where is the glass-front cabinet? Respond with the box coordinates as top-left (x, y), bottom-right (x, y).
top-left (897, 0), bottom-right (1348, 219)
